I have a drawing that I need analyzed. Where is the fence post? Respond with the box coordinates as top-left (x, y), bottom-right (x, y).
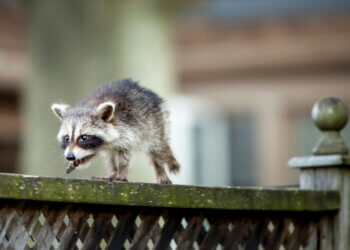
top-left (289, 97), bottom-right (350, 249)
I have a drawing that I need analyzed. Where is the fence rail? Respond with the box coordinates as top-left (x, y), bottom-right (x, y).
top-left (0, 174), bottom-right (339, 212)
top-left (0, 174), bottom-right (339, 249)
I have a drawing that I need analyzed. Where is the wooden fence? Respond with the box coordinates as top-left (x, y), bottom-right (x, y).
top-left (0, 96), bottom-right (349, 250)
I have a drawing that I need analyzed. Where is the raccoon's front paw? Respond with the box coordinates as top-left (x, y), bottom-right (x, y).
top-left (106, 174), bottom-right (128, 182)
top-left (158, 178), bottom-right (172, 184)
top-left (114, 177), bottom-right (128, 182)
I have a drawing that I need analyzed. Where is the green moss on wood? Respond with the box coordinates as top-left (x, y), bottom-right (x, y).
top-left (0, 173), bottom-right (340, 211)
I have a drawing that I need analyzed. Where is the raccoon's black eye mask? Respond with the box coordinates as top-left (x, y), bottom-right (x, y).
top-left (77, 135), bottom-right (104, 149)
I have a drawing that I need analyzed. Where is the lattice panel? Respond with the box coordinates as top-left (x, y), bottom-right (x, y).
top-left (0, 200), bottom-right (331, 250)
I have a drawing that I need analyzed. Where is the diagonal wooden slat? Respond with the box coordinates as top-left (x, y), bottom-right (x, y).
top-left (229, 218), bottom-right (254, 250)
top-left (286, 220), bottom-right (314, 249)
top-left (267, 218), bottom-right (291, 249)
top-left (57, 209), bottom-right (89, 250)
top-left (0, 207), bottom-right (17, 245)
top-left (200, 218), bottom-right (229, 250)
top-left (104, 220), bottom-right (114, 238)
top-left (81, 212), bottom-right (113, 250)
top-left (106, 210), bottom-right (137, 250)
top-left (149, 218), bottom-right (162, 245)
top-left (196, 218), bottom-right (210, 246)
top-left (244, 218), bottom-right (269, 250)
top-left (77, 214), bottom-right (92, 243)
top-left (176, 215), bottom-right (205, 250)
top-left (0, 205), bottom-right (10, 231)
top-left (4, 212), bottom-right (20, 246)
top-left (129, 212), bottom-right (160, 250)
top-left (0, 202), bottom-right (25, 246)
top-left (153, 211), bottom-right (182, 250)
top-left (55, 219), bottom-right (68, 243)
top-left (170, 216), bottom-right (186, 245)
top-left (32, 206), bottom-right (68, 250)
top-left (7, 205), bottom-right (41, 249)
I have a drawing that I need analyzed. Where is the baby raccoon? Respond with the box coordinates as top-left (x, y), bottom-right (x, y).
top-left (51, 79), bottom-right (180, 184)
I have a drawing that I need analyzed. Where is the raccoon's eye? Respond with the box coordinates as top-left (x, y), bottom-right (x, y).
top-left (64, 135), bottom-right (69, 143)
top-left (79, 135), bottom-right (88, 142)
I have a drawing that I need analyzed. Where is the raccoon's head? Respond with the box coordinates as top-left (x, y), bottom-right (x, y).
top-left (51, 101), bottom-right (118, 167)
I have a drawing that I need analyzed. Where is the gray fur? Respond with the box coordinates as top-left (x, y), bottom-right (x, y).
top-left (52, 79), bottom-right (180, 184)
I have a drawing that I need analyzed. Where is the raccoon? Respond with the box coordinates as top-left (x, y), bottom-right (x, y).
top-left (51, 79), bottom-right (180, 184)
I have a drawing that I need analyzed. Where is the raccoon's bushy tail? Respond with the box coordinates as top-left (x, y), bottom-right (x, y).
top-left (167, 155), bottom-right (180, 174)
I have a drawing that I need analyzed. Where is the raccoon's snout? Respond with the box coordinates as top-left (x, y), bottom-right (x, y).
top-left (66, 152), bottom-right (76, 161)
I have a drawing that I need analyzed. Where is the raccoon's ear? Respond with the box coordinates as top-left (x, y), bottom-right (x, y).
top-left (51, 103), bottom-right (70, 120)
top-left (95, 101), bottom-right (115, 122)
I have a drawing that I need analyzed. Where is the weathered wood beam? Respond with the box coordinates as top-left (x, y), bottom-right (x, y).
top-left (0, 173), bottom-right (339, 212)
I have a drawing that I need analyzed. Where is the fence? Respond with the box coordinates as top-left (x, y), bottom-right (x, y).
top-left (0, 97), bottom-right (348, 250)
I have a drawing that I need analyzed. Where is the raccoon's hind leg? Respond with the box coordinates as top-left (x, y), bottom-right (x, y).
top-left (150, 143), bottom-right (179, 184)
top-left (164, 145), bottom-right (180, 174)
top-left (150, 151), bottom-right (172, 184)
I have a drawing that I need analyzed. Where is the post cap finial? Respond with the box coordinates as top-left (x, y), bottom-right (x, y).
top-left (312, 97), bottom-right (348, 132)
top-left (312, 97), bottom-right (349, 155)
top-left (288, 97), bottom-right (350, 168)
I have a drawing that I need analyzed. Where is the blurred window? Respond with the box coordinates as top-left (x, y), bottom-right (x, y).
top-left (229, 116), bottom-right (255, 186)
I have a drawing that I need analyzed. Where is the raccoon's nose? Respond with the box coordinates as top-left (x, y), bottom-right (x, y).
top-left (66, 153), bottom-right (76, 161)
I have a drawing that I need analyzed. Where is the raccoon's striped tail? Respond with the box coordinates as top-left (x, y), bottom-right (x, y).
top-left (167, 155), bottom-right (180, 174)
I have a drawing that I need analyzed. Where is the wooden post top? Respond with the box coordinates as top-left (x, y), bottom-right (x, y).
top-left (289, 97), bottom-right (350, 168)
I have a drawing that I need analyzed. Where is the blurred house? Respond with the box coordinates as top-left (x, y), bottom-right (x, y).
top-left (0, 1), bottom-right (350, 187)
top-left (0, 2), bottom-right (27, 173)
top-left (171, 0), bottom-right (350, 186)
